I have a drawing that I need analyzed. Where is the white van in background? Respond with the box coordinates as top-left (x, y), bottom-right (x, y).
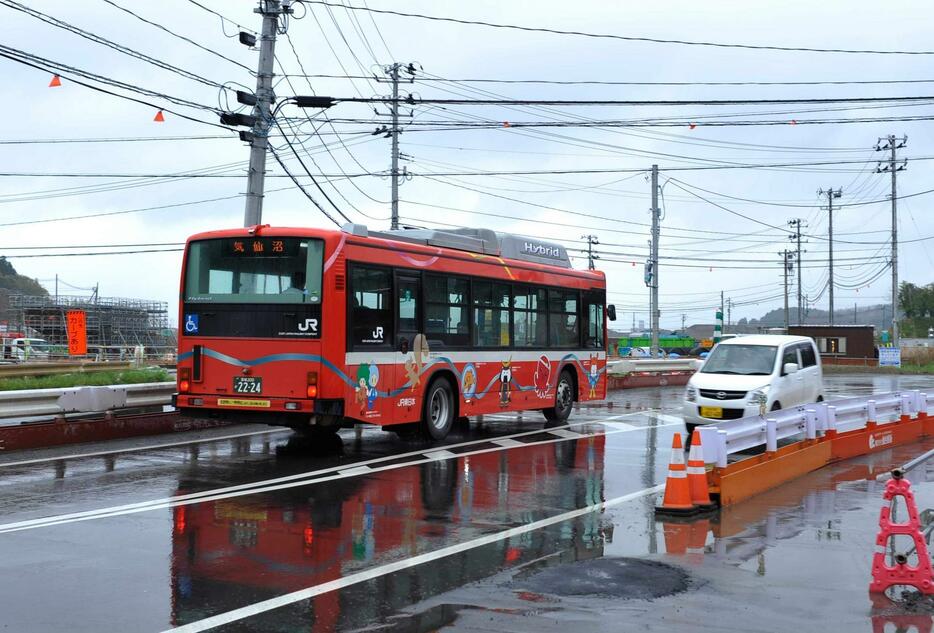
top-left (682, 335), bottom-right (824, 434)
top-left (2, 338), bottom-right (52, 362)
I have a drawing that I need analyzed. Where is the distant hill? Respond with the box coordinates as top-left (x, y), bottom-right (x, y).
top-left (0, 257), bottom-right (47, 297)
top-left (734, 303), bottom-right (893, 332)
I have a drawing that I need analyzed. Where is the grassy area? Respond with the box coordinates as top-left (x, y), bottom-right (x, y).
top-left (0, 368), bottom-right (171, 391)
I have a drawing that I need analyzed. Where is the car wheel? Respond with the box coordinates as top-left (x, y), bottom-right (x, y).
top-left (816, 395), bottom-right (824, 403)
top-left (544, 370), bottom-right (575, 422)
top-left (770, 402), bottom-right (782, 411)
top-left (422, 378), bottom-right (455, 440)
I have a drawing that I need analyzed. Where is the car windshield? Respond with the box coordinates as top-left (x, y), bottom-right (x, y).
top-left (701, 344), bottom-right (777, 376)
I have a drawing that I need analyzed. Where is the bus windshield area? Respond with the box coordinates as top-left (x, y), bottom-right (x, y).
top-left (701, 344), bottom-right (777, 376)
top-left (184, 237), bottom-right (324, 304)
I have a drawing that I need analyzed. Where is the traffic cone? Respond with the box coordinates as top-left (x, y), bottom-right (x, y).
top-left (48, 74), bottom-right (61, 87)
top-left (655, 433), bottom-right (697, 516)
top-left (688, 430), bottom-right (715, 510)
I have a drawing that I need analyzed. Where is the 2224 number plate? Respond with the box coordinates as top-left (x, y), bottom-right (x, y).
top-left (233, 376), bottom-right (262, 394)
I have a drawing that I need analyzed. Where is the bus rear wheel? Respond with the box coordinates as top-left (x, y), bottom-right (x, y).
top-left (422, 378), bottom-right (455, 440)
top-left (544, 369), bottom-right (574, 423)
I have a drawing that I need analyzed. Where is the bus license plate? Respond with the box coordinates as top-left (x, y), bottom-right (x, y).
top-left (233, 376), bottom-right (263, 394)
top-left (700, 406), bottom-right (723, 419)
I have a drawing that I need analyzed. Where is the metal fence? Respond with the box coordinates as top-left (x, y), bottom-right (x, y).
top-left (698, 390), bottom-right (929, 467)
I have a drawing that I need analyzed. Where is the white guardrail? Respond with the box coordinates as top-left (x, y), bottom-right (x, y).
top-left (0, 382), bottom-right (176, 419)
top-left (697, 390), bottom-right (931, 468)
top-left (607, 358), bottom-right (702, 375)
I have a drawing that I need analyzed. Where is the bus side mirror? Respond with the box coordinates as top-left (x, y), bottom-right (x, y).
top-left (607, 304), bottom-right (617, 321)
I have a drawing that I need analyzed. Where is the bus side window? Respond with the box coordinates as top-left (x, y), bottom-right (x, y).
top-left (349, 265), bottom-right (392, 348)
top-left (583, 291), bottom-right (605, 349)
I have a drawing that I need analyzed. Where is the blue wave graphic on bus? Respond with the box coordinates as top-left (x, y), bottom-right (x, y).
top-left (177, 348), bottom-right (604, 400)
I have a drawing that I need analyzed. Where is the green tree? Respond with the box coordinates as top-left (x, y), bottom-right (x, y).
top-left (0, 256), bottom-right (48, 296)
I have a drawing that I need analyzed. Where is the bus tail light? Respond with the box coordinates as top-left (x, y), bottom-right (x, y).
top-left (179, 367), bottom-right (191, 393)
top-left (306, 371), bottom-right (318, 398)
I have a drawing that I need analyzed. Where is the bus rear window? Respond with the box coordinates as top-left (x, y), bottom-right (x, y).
top-left (184, 237), bottom-right (324, 304)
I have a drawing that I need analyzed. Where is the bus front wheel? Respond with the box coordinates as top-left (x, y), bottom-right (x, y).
top-left (422, 378), bottom-right (455, 440)
top-left (544, 369), bottom-right (575, 423)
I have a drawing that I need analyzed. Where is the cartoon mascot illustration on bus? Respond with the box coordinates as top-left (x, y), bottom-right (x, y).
top-left (533, 355), bottom-right (551, 399)
top-left (499, 358), bottom-right (513, 407)
top-left (587, 354), bottom-right (600, 398)
top-left (355, 362), bottom-right (380, 413)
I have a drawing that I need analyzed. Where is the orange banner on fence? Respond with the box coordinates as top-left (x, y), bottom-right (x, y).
top-left (66, 310), bottom-right (87, 355)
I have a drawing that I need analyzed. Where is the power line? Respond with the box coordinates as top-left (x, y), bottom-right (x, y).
top-left (0, 0), bottom-right (228, 88)
top-left (304, 2), bottom-right (934, 56)
top-left (283, 72), bottom-right (934, 87)
top-left (100, 0), bottom-right (254, 73)
top-left (340, 95), bottom-right (934, 107)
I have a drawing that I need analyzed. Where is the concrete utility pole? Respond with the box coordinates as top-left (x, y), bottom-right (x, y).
top-left (243, 0), bottom-right (289, 227)
top-left (726, 297), bottom-right (732, 331)
top-left (788, 218), bottom-right (807, 325)
top-left (877, 135), bottom-right (907, 347)
top-left (375, 63), bottom-right (417, 230)
top-left (582, 234), bottom-right (599, 270)
top-left (780, 250), bottom-right (795, 330)
top-left (818, 188), bottom-right (842, 325)
top-left (649, 165), bottom-right (660, 357)
top-left (681, 313), bottom-right (686, 333)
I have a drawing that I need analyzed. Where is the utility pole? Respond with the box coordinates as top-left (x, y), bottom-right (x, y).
top-left (788, 218), bottom-right (807, 325)
top-left (582, 234), bottom-right (599, 270)
top-left (780, 250), bottom-right (795, 331)
top-left (375, 63), bottom-right (417, 230)
top-left (818, 188), bottom-right (842, 325)
top-left (243, 1), bottom-right (290, 227)
top-left (715, 291), bottom-right (723, 341)
top-left (649, 165), bottom-right (660, 357)
top-left (681, 313), bottom-right (686, 333)
top-left (726, 298), bottom-right (732, 332)
top-left (876, 134), bottom-right (908, 347)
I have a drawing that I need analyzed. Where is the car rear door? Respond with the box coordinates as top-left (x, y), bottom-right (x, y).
top-left (777, 344), bottom-right (803, 407)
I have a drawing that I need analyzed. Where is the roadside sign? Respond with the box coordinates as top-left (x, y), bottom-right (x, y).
top-left (878, 346), bottom-right (901, 368)
top-left (66, 310), bottom-right (87, 356)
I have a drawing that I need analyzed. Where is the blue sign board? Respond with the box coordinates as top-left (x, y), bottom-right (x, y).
top-left (879, 347), bottom-right (901, 368)
top-left (184, 314), bottom-right (199, 335)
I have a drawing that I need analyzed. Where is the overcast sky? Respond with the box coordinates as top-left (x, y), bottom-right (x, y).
top-left (1, 0), bottom-right (932, 329)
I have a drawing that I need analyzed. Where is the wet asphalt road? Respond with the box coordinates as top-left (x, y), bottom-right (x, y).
top-left (1, 373), bottom-right (934, 633)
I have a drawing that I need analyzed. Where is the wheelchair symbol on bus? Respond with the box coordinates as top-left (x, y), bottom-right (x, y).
top-left (184, 314), bottom-right (199, 334)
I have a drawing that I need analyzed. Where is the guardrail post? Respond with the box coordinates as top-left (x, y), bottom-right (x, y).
top-left (717, 430), bottom-right (728, 469)
top-left (920, 393), bottom-right (929, 416)
top-left (766, 418), bottom-right (778, 453)
top-left (901, 393), bottom-right (913, 421)
top-left (912, 390), bottom-right (922, 416)
top-left (826, 406), bottom-right (837, 435)
top-left (867, 400), bottom-right (877, 428)
top-left (805, 409), bottom-right (817, 440)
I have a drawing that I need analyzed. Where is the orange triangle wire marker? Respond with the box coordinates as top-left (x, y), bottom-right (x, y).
top-left (689, 123), bottom-right (696, 129)
top-left (49, 74), bottom-right (62, 87)
top-left (153, 110), bottom-right (165, 123)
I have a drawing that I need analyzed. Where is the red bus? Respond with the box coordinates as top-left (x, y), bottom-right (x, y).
top-left (174, 224), bottom-right (615, 439)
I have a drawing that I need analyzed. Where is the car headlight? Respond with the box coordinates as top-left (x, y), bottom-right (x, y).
top-left (685, 386), bottom-right (697, 402)
top-left (749, 387), bottom-right (770, 415)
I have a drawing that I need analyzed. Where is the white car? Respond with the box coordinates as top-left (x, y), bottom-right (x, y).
top-left (682, 335), bottom-right (824, 434)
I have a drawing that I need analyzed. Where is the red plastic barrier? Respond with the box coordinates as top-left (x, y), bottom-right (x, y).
top-left (869, 473), bottom-right (934, 596)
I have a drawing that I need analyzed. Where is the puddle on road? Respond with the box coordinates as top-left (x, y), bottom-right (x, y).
top-left (511, 557), bottom-right (691, 600)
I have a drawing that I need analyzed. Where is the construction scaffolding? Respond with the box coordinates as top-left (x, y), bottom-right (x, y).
top-left (0, 294), bottom-right (173, 353)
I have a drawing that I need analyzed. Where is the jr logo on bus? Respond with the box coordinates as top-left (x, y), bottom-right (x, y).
top-left (298, 318), bottom-right (318, 333)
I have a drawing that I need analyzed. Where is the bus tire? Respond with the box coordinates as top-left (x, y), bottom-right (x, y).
top-left (544, 369), bottom-right (575, 423)
top-left (422, 377), bottom-right (455, 440)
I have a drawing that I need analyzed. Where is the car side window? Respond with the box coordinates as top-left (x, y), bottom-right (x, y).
top-left (781, 346), bottom-right (798, 373)
top-left (799, 343), bottom-right (817, 368)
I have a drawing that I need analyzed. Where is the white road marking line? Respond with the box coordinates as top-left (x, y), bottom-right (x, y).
top-left (0, 428), bottom-right (290, 469)
top-left (548, 429), bottom-right (583, 439)
top-left (337, 465), bottom-right (371, 476)
top-left (0, 420), bottom-right (682, 535)
top-left (600, 421), bottom-right (639, 431)
top-left (162, 483), bottom-right (665, 633)
top-left (652, 413), bottom-right (685, 425)
top-left (424, 449), bottom-right (457, 460)
top-left (492, 438), bottom-right (524, 448)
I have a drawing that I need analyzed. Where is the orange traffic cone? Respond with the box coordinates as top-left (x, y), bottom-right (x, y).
top-left (655, 433), bottom-right (696, 516)
top-left (688, 430), bottom-right (715, 510)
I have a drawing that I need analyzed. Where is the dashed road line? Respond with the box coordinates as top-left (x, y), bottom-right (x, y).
top-left (0, 428), bottom-right (291, 469)
top-left (0, 415), bottom-right (680, 535)
top-left (337, 465), bottom-right (371, 477)
top-left (425, 449), bottom-right (458, 460)
top-left (548, 428), bottom-right (583, 439)
top-left (491, 438), bottom-right (524, 448)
